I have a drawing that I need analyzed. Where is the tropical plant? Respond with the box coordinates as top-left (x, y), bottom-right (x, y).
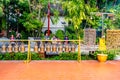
top-left (55, 30), bottom-right (64, 39)
top-left (0, 0), bottom-right (8, 30)
top-left (109, 4), bottom-right (120, 29)
top-left (104, 18), bottom-right (114, 29)
top-left (0, 7), bottom-right (3, 17)
top-left (19, 0), bottom-right (59, 37)
top-left (20, 12), bottom-right (43, 37)
top-left (65, 26), bottom-right (78, 39)
top-left (61, 0), bottom-right (98, 39)
top-left (92, 50), bottom-right (115, 60)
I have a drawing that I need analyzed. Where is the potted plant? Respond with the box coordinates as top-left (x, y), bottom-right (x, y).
top-left (97, 51), bottom-right (108, 62)
top-left (97, 36), bottom-right (108, 62)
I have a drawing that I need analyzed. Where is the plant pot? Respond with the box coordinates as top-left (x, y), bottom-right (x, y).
top-left (97, 54), bottom-right (108, 62)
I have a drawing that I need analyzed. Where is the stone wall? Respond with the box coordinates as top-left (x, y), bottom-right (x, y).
top-left (84, 29), bottom-right (96, 45)
top-left (106, 30), bottom-right (120, 49)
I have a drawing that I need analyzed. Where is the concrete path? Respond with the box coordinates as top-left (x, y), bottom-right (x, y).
top-left (0, 60), bottom-right (120, 80)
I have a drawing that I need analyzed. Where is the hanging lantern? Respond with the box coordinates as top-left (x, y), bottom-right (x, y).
top-left (71, 44), bottom-right (75, 53)
top-left (69, 45), bottom-right (71, 52)
top-left (14, 44), bottom-right (19, 53)
top-left (8, 43), bottom-right (12, 53)
top-left (65, 44), bottom-right (69, 53)
top-left (2, 44), bottom-right (6, 53)
top-left (46, 43), bottom-right (51, 54)
top-left (40, 44), bottom-right (45, 54)
top-left (52, 44), bottom-right (57, 53)
top-left (20, 43), bottom-right (25, 53)
top-left (34, 43), bottom-right (38, 53)
top-left (58, 44), bottom-right (63, 54)
top-left (39, 44), bottom-right (45, 58)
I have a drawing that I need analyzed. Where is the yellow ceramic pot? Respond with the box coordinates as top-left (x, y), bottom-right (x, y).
top-left (97, 54), bottom-right (108, 62)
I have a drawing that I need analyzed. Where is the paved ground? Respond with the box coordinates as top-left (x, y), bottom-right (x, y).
top-left (0, 60), bottom-right (120, 80)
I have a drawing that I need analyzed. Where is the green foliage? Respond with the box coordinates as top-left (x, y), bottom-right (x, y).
top-left (0, 52), bottom-right (95, 60)
top-left (14, 52), bottom-right (27, 60)
top-left (40, 32), bottom-right (45, 39)
top-left (0, 52), bottom-right (27, 60)
top-left (109, 4), bottom-right (120, 29)
top-left (46, 55), bottom-right (60, 60)
top-left (0, 53), bottom-right (3, 60)
top-left (87, 14), bottom-right (101, 28)
top-left (55, 30), bottom-right (64, 39)
top-left (3, 53), bottom-right (13, 60)
top-left (49, 33), bottom-right (55, 39)
top-left (18, 0), bottom-right (29, 11)
top-left (65, 26), bottom-right (75, 38)
top-left (0, 51), bottom-right (116, 60)
top-left (61, 0), bottom-right (98, 38)
top-left (21, 31), bottom-right (29, 39)
top-left (104, 17), bottom-right (114, 29)
top-left (17, 0), bottom-right (59, 37)
top-left (59, 52), bottom-right (78, 60)
top-left (0, 7), bottom-right (3, 17)
top-left (92, 50), bottom-right (115, 60)
top-left (1, 18), bottom-right (6, 30)
top-left (20, 12), bottom-right (43, 37)
top-left (96, 37), bottom-right (99, 44)
top-left (50, 9), bottom-right (59, 24)
top-left (9, 30), bottom-right (16, 37)
top-left (107, 53), bottom-right (115, 60)
top-left (21, 12), bottom-right (43, 31)
top-left (90, 51), bottom-right (100, 60)
top-left (31, 53), bottom-right (41, 60)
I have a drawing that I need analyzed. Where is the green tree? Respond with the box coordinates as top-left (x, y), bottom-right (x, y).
top-left (61, 0), bottom-right (98, 38)
top-left (19, 0), bottom-right (59, 37)
top-left (55, 30), bottom-right (64, 39)
top-left (111, 4), bottom-right (120, 29)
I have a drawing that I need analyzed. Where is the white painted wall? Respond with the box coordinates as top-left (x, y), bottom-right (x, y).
top-left (42, 17), bottom-right (68, 34)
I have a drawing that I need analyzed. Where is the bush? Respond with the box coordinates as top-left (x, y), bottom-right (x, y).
top-left (0, 51), bottom-right (115, 60)
top-left (0, 52), bottom-right (27, 60)
top-left (107, 51), bottom-right (116, 60)
top-left (14, 52), bottom-right (27, 60)
top-left (55, 30), bottom-right (64, 39)
top-left (31, 53), bottom-right (41, 60)
top-left (3, 53), bottom-right (12, 60)
top-left (0, 53), bottom-right (3, 60)
top-left (91, 50), bottom-right (115, 60)
top-left (59, 52), bottom-right (78, 60)
top-left (21, 31), bottom-right (29, 39)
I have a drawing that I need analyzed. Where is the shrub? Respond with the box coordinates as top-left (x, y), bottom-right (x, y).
top-left (55, 30), bottom-right (64, 39)
top-left (31, 53), bottom-right (41, 60)
top-left (14, 52), bottom-right (27, 60)
top-left (91, 50), bottom-right (115, 60)
top-left (59, 52), bottom-right (78, 60)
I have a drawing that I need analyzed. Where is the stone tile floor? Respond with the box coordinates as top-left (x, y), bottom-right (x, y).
top-left (0, 60), bottom-right (120, 80)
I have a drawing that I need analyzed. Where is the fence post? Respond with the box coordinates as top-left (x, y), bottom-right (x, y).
top-left (77, 37), bottom-right (81, 62)
top-left (25, 40), bottom-right (31, 63)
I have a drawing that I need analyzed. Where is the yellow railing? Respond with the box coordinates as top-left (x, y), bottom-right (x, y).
top-left (0, 39), bottom-right (81, 63)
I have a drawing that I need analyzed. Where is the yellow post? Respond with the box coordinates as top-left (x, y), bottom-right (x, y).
top-left (77, 37), bottom-right (81, 62)
top-left (24, 40), bottom-right (31, 63)
top-left (29, 40), bottom-right (31, 61)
